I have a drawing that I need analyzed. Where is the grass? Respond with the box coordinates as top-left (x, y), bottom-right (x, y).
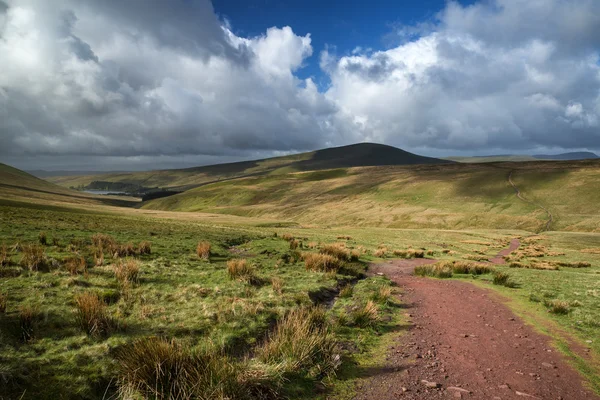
top-left (303, 253), bottom-right (342, 272)
top-left (414, 262), bottom-right (454, 278)
top-left (114, 258), bottom-right (141, 285)
top-left (227, 259), bottom-right (256, 282)
top-left (74, 291), bottom-right (115, 336)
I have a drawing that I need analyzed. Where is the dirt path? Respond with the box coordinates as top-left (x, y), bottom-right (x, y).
top-left (508, 171), bottom-right (553, 232)
top-left (489, 238), bottom-right (520, 264)
top-left (355, 256), bottom-right (599, 399)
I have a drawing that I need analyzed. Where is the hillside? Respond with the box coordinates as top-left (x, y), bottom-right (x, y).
top-left (47, 143), bottom-right (450, 191)
top-left (144, 159), bottom-right (600, 232)
top-left (448, 152), bottom-right (599, 163)
top-left (533, 152), bottom-right (598, 160)
top-left (0, 163), bottom-right (136, 208)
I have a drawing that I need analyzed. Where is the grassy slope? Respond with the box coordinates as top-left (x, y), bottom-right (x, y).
top-left (48, 143), bottom-right (449, 190)
top-left (144, 160), bottom-right (600, 232)
top-left (0, 163), bottom-right (137, 208)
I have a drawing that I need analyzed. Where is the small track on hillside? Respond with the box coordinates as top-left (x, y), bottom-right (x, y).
top-left (507, 170), bottom-right (553, 232)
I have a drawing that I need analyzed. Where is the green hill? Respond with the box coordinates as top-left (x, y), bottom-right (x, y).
top-left (143, 159), bottom-right (600, 232)
top-left (0, 163), bottom-right (136, 208)
top-left (48, 143), bottom-right (450, 191)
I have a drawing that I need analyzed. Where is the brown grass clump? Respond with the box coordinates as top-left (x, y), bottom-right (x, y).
top-left (374, 248), bottom-right (387, 258)
top-left (393, 249), bottom-right (425, 259)
top-left (557, 261), bottom-right (592, 268)
top-left (462, 254), bottom-right (489, 262)
top-left (114, 259), bottom-right (141, 285)
top-left (303, 253), bottom-right (341, 272)
top-left (64, 256), bottom-right (87, 275)
top-left (371, 285), bottom-right (392, 304)
top-left (320, 243), bottom-right (350, 261)
top-left (337, 235), bottom-right (352, 240)
top-left (350, 249), bottom-right (360, 261)
top-left (461, 240), bottom-right (492, 245)
top-left (351, 300), bottom-right (379, 327)
top-left (492, 271), bottom-right (517, 287)
top-left (289, 239), bottom-right (300, 250)
top-left (452, 261), bottom-right (494, 275)
top-left (92, 246), bottom-right (104, 267)
top-left (0, 292), bottom-right (7, 313)
top-left (271, 277), bottom-right (283, 295)
top-left (528, 261), bottom-right (560, 271)
top-left (0, 244), bottom-right (8, 267)
top-left (581, 248), bottom-right (600, 255)
top-left (414, 262), bottom-right (453, 278)
top-left (339, 285), bottom-right (353, 298)
top-left (227, 259), bottom-right (255, 281)
top-left (196, 241), bottom-right (211, 260)
top-left (307, 241), bottom-right (318, 249)
top-left (38, 231), bottom-right (47, 246)
top-left (19, 305), bottom-right (39, 342)
top-left (74, 292), bottom-right (114, 336)
top-left (92, 233), bottom-right (116, 248)
top-left (20, 244), bottom-right (47, 272)
top-left (544, 299), bottom-right (570, 315)
top-left (281, 233), bottom-right (294, 242)
top-left (257, 307), bottom-right (339, 377)
top-left (138, 241), bottom-right (152, 255)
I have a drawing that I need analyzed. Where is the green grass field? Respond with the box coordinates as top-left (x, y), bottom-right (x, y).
top-left (1, 159), bottom-right (600, 399)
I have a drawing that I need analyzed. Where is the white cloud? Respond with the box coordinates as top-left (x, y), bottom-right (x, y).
top-left (0, 0), bottom-right (599, 170)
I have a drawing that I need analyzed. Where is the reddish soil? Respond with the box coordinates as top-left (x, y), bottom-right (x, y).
top-left (489, 239), bottom-right (521, 264)
top-left (355, 254), bottom-right (599, 399)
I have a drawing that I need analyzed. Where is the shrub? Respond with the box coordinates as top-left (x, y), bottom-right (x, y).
top-left (19, 305), bottom-right (39, 342)
top-left (227, 259), bottom-right (255, 282)
top-left (320, 243), bottom-right (350, 261)
top-left (257, 307), bottom-right (339, 377)
top-left (0, 244), bottom-right (8, 267)
top-left (115, 337), bottom-right (252, 400)
top-left (196, 241), bottom-right (211, 260)
top-left (303, 253), bottom-right (341, 272)
top-left (0, 292), bottom-right (6, 313)
top-left (64, 256), bottom-right (87, 275)
top-left (114, 259), bottom-right (141, 285)
top-left (38, 231), bottom-right (47, 246)
top-left (74, 292), bottom-right (114, 336)
top-left (138, 241), bottom-right (152, 255)
top-left (414, 262), bottom-right (453, 278)
top-left (20, 244), bottom-right (47, 272)
top-left (352, 300), bottom-right (379, 328)
top-left (545, 299), bottom-right (570, 315)
top-left (271, 277), bottom-right (283, 295)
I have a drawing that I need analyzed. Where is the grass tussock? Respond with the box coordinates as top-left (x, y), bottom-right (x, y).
top-left (281, 233), bottom-right (294, 242)
top-left (138, 241), bottom-right (152, 255)
top-left (227, 259), bottom-right (256, 282)
top-left (0, 244), bottom-right (8, 267)
top-left (20, 243), bottom-right (47, 272)
top-left (371, 285), bottom-right (392, 304)
top-left (351, 300), bottom-right (379, 328)
top-left (64, 256), bottom-right (87, 275)
top-left (92, 233), bottom-right (116, 248)
top-left (492, 271), bottom-right (517, 287)
top-left (271, 277), bottom-right (283, 295)
top-left (114, 259), bottom-right (141, 285)
top-left (257, 307), bottom-right (339, 377)
top-left (320, 243), bottom-right (350, 261)
top-left (116, 337), bottom-right (255, 400)
top-left (393, 249), bottom-right (425, 258)
top-left (374, 248), bottom-right (387, 258)
top-left (196, 241), bottom-right (211, 260)
top-left (0, 292), bottom-right (7, 313)
top-left (452, 261), bottom-right (495, 275)
top-left (414, 262), bottom-right (453, 278)
top-left (557, 261), bottom-right (592, 268)
top-left (74, 292), bottom-right (115, 336)
top-left (302, 252), bottom-right (341, 272)
top-left (289, 239), bottom-right (300, 250)
top-left (544, 299), bottom-right (571, 315)
top-left (581, 248), bottom-right (600, 255)
top-left (38, 231), bottom-right (47, 246)
top-left (19, 305), bottom-right (39, 342)
top-left (462, 254), bottom-right (489, 262)
top-left (339, 284), bottom-right (353, 298)
top-left (337, 236), bottom-right (352, 240)
top-left (350, 249), bottom-right (360, 261)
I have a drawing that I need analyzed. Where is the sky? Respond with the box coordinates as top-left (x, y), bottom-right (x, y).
top-left (0, 0), bottom-right (599, 171)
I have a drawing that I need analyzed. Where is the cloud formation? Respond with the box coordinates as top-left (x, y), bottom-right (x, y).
top-left (0, 0), bottom-right (599, 170)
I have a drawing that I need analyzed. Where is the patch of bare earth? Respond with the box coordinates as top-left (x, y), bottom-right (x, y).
top-left (355, 248), bottom-right (599, 399)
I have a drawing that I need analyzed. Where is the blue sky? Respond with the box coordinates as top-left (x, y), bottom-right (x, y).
top-left (213, 0), bottom-right (462, 84)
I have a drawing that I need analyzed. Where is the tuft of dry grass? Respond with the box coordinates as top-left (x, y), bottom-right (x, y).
top-left (196, 241), bottom-right (211, 260)
top-left (138, 241), bottom-right (152, 255)
top-left (374, 248), bottom-right (387, 258)
top-left (281, 233), bottom-right (294, 242)
top-left (371, 285), bottom-right (392, 304)
top-left (307, 241), bottom-right (318, 249)
top-left (0, 244), bottom-right (8, 267)
top-left (289, 239), bottom-right (300, 250)
top-left (339, 284), bottom-right (353, 298)
top-left (257, 307), bottom-right (339, 377)
top-left (393, 249), bottom-right (425, 259)
top-left (302, 252), bottom-right (342, 272)
top-left (20, 243), bottom-right (47, 272)
top-left (92, 233), bottom-right (116, 248)
top-left (320, 243), bottom-right (350, 261)
top-left (114, 259), bottom-right (141, 285)
top-left (350, 249), bottom-right (360, 261)
top-left (337, 236), bottom-right (352, 240)
top-left (352, 300), bottom-right (379, 327)
top-left (64, 256), bottom-right (87, 275)
top-left (492, 271), bottom-right (516, 287)
top-left (38, 231), bottom-right (47, 246)
top-left (19, 305), bottom-right (39, 342)
top-left (74, 292), bottom-right (114, 336)
top-left (227, 259), bottom-right (255, 282)
top-left (414, 262), bottom-right (453, 278)
top-left (452, 261), bottom-right (495, 275)
top-left (271, 277), bottom-right (283, 295)
top-left (544, 299), bottom-right (571, 315)
top-left (557, 261), bottom-right (592, 268)
top-left (0, 292), bottom-right (7, 313)
top-left (93, 246), bottom-right (104, 267)
top-left (581, 248), bottom-right (600, 255)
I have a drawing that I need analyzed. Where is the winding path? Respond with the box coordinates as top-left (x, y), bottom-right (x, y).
top-left (508, 170), bottom-right (553, 232)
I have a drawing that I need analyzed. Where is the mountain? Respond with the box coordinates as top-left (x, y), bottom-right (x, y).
top-left (47, 143), bottom-right (451, 192)
top-left (27, 170), bottom-right (126, 178)
top-left (533, 152), bottom-right (598, 161)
